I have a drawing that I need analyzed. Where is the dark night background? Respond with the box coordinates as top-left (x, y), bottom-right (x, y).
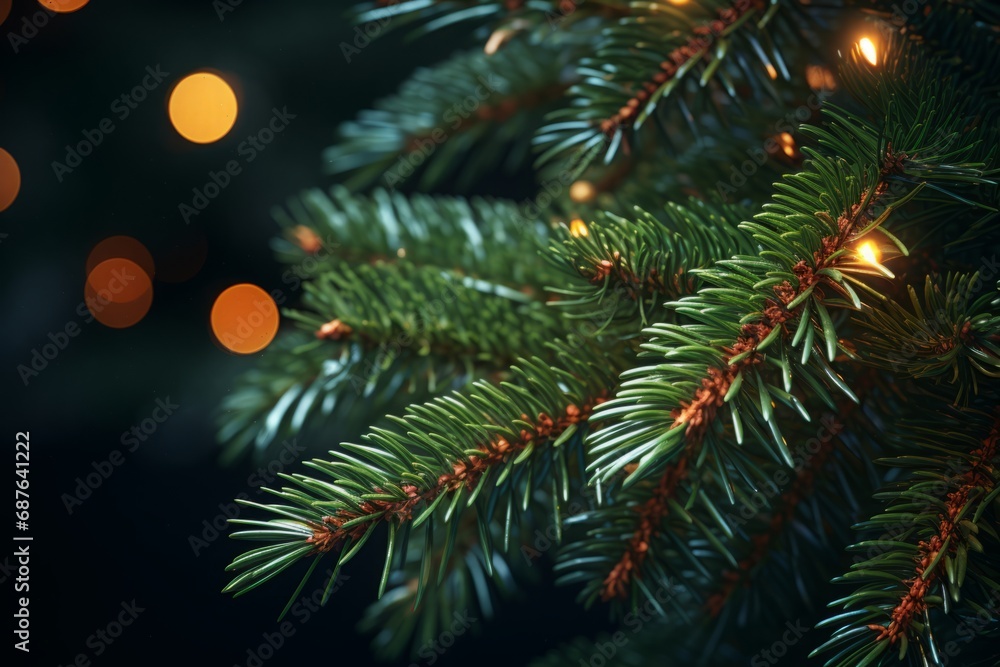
top-left (0, 1), bottom-right (612, 665)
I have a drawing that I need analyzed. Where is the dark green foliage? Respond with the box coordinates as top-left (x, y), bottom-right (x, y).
top-left (217, 2), bottom-right (1000, 665)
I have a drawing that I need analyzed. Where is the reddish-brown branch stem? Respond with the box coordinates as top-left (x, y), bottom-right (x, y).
top-left (601, 151), bottom-right (902, 602)
top-left (306, 397), bottom-right (606, 555)
top-left (869, 413), bottom-right (1000, 644)
top-left (402, 83), bottom-right (569, 154)
top-left (600, 458), bottom-right (689, 601)
top-left (599, 0), bottom-right (763, 138)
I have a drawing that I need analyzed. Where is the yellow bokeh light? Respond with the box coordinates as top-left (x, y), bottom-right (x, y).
top-left (570, 219), bottom-right (589, 238)
top-left (765, 64), bottom-right (778, 80)
top-left (858, 241), bottom-right (880, 265)
top-left (778, 132), bottom-right (796, 158)
top-left (211, 284), bottom-right (279, 354)
top-left (667, 0), bottom-right (689, 4)
top-left (0, 148), bottom-right (20, 212)
top-left (168, 72), bottom-right (239, 144)
top-left (38, 0), bottom-right (89, 12)
top-left (569, 180), bottom-right (596, 203)
top-left (859, 37), bottom-right (878, 66)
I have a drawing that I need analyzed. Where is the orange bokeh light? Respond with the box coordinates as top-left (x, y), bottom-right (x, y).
top-left (38, 0), bottom-right (89, 12)
top-left (87, 236), bottom-right (155, 279)
top-left (210, 284), bottom-right (279, 354)
top-left (168, 72), bottom-right (239, 144)
top-left (85, 258), bottom-right (153, 329)
top-left (0, 148), bottom-right (20, 212)
top-left (1, 0), bottom-right (12, 26)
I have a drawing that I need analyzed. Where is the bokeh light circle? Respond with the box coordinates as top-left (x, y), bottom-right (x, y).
top-left (87, 236), bottom-right (155, 279)
top-left (0, 0), bottom-right (12, 27)
top-left (0, 148), bottom-right (21, 212)
top-left (39, 0), bottom-right (89, 12)
top-left (168, 72), bottom-right (239, 144)
top-left (210, 284), bottom-right (279, 354)
top-left (85, 258), bottom-right (153, 329)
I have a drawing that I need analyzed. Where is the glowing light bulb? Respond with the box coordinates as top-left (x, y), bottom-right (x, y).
top-left (859, 38), bottom-right (878, 66)
top-left (570, 219), bottom-right (589, 238)
top-left (858, 241), bottom-right (880, 265)
top-left (569, 180), bottom-right (596, 203)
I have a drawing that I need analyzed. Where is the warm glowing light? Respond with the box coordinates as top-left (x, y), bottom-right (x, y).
top-left (806, 65), bottom-right (837, 91)
top-left (858, 242), bottom-right (880, 265)
top-left (485, 29), bottom-right (515, 55)
top-left (667, 0), bottom-right (689, 4)
top-left (211, 284), bottom-right (279, 354)
top-left (85, 258), bottom-right (153, 329)
top-left (570, 219), bottom-right (589, 238)
top-left (569, 180), bottom-right (596, 203)
top-left (1, 0), bottom-right (12, 26)
top-left (0, 148), bottom-right (19, 212)
top-left (87, 236), bottom-right (155, 279)
top-left (39, 0), bottom-right (89, 12)
top-left (859, 37), bottom-right (878, 66)
top-left (291, 225), bottom-right (323, 254)
top-left (778, 132), bottom-right (796, 158)
top-left (765, 64), bottom-right (778, 80)
top-left (168, 72), bottom-right (239, 144)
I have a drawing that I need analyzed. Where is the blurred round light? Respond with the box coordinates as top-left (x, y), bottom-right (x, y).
top-left (87, 236), bottom-right (155, 279)
top-left (39, 0), bottom-right (89, 12)
top-left (0, 0), bottom-right (12, 26)
top-left (85, 258), bottom-right (153, 328)
top-left (569, 180), bottom-right (596, 203)
top-left (0, 148), bottom-right (20, 212)
top-left (210, 284), bottom-right (279, 354)
top-left (168, 72), bottom-right (239, 144)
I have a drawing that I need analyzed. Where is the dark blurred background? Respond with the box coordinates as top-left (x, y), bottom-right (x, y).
top-left (0, 1), bottom-right (611, 665)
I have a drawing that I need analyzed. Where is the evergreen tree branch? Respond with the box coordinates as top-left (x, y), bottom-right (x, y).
top-left (271, 186), bottom-right (563, 294)
top-left (812, 407), bottom-right (1000, 666)
top-left (533, 0), bottom-right (809, 173)
top-left (223, 339), bottom-right (628, 613)
top-left (324, 39), bottom-right (570, 192)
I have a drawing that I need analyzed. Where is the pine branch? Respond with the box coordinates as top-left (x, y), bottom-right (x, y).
top-left (271, 186), bottom-right (563, 294)
top-left (216, 259), bottom-right (570, 462)
top-left (223, 338), bottom-right (628, 613)
top-left (351, 0), bottom-right (628, 39)
top-left (545, 198), bottom-right (756, 332)
top-left (855, 273), bottom-right (1000, 403)
top-left (812, 407), bottom-right (1000, 666)
top-left (533, 0), bottom-right (811, 173)
top-left (324, 39), bottom-right (569, 192)
top-left (586, 35), bottom-right (996, 491)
